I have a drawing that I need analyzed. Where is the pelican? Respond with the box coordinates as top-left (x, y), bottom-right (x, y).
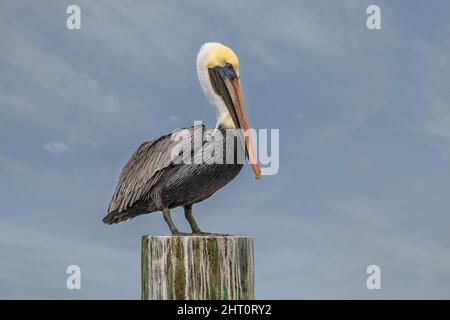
top-left (103, 42), bottom-right (261, 235)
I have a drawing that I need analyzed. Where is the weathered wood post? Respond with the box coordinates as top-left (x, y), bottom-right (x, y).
top-left (141, 236), bottom-right (254, 300)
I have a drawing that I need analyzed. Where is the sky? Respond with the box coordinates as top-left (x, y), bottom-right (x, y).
top-left (1, 0), bottom-right (450, 299)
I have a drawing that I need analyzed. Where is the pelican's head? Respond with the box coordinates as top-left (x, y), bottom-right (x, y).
top-left (196, 42), bottom-right (261, 180)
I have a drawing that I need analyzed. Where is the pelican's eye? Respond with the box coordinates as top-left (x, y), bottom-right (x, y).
top-left (222, 63), bottom-right (237, 80)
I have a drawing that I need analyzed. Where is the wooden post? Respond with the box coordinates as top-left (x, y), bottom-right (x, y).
top-left (141, 235), bottom-right (254, 300)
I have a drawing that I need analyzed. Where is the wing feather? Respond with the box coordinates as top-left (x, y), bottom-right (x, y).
top-left (107, 124), bottom-right (204, 215)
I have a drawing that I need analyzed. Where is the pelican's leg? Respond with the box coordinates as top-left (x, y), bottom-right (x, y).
top-left (184, 205), bottom-right (231, 236)
top-left (163, 208), bottom-right (189, 236)
top-left (184, 204), bottom-right (203, 234)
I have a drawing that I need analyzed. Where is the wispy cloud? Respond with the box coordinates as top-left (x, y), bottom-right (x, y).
top-left (0, 153), bottom-right (32, 176)
top-left (43, 141), bottom-right (72, 157)
top-left (43, 134), bottom-right (97, 157)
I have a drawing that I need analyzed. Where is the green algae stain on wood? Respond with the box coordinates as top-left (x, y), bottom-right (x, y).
top-left (141, 235), bottom-right (254, 300)
top-left (140, 237), bottom-right (149, 300)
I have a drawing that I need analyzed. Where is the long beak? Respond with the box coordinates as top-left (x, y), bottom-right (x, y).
top-left (224, 76), bottom-right (261, 180)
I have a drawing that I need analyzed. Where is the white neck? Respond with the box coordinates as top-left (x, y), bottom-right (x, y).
top-left (196, 44), bottom-right (235, 129)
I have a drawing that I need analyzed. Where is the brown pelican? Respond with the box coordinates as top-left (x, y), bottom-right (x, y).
top-left (103, 42), bottom-right (261, 235)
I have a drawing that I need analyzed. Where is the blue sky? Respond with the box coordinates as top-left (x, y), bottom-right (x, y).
top-left (1, 0), bottom-right (450, 298)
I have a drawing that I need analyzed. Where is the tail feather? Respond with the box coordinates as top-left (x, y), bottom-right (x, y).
top-left (102, 211), bottom-right (137, 224)
top-left (103, 202), bottom-right (155, 224)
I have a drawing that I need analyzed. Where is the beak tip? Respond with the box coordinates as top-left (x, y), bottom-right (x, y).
top-left (255, 173), bottom-right (262, 181)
